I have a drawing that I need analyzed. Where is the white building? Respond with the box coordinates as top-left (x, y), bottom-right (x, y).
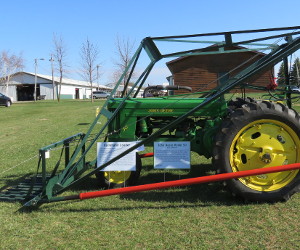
top-left (0, 72), bottom-right (112, 101)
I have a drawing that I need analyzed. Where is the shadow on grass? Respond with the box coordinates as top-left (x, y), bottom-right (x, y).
top-left (0, 173), bottom-right (34, 192)
top-left (13, 163), bottom-right (249, 212)
top-left (28, 163), bottom-right (247, 212)
top-left (20, 199), bottom-right (212, 214)
top-left (69, 177), bottom-right (100, 191)
top-left (77, 123), bottom-right (90, 125)
top-left (118, 163), bottom-right (241, 206)
top-left (0, 172), bottom-right (44, 204)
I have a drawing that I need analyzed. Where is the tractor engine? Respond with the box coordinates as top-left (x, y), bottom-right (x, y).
top-left (107, 93), bottom-right (227, 158)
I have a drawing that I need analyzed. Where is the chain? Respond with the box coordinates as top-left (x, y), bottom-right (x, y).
top-left (0, 154), bottom-right (39, 177)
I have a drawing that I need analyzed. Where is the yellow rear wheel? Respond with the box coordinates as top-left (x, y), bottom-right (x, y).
top-left (213, 100), bottom-right (300, 202)
top-left (230, 119), bottom-right (299, 191)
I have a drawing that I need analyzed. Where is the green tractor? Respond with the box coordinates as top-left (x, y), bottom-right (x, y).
top-left (2, 27), bottom-right (300, 208)
top-left (99, 87), bottom-right (300, 202)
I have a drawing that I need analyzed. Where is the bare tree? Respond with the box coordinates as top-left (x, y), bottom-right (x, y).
top-left (113, 36), bottom-right (135, 96)
top-left (80, 38), bottom-right (100, 102)
top-left (52, 34), bottom-right (68, 102)
top-left (0, 51), bottom-right (24, 95)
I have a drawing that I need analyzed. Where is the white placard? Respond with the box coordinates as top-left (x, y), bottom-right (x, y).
top-left (154, 141), bottom-right (190, 169)
top-left (45, 150), bottom-right (50, 159)
top-left (97, 142), bottom-right (137, 171)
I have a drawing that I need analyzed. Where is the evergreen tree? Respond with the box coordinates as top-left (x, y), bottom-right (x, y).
top-left (290, 57), bottom-right (300, 86)
top-left (276, 62), bottom-right (286, 85)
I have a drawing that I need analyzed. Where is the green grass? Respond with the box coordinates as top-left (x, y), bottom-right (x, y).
top-left (0, 99), bottom-right (299, 249)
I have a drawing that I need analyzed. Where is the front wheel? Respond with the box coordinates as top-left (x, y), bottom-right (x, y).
top-left (95, 153), bottom-right (142, 188)
top-left (6, 101), bottom-right (11, 107)
top-left (213, 101), bottom-right (300, 202)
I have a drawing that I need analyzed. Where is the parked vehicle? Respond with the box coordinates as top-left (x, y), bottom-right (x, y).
top-left (0, 93), bottom-right (12, 107)
top-left (92, 91), bottom-right (110, 99)
top-left (290, 86), bottom-right (300, 93)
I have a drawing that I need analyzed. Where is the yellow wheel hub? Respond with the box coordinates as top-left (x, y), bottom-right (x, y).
top-left (230, 119), bottom-right (300, 191)
top-left (104, 171), bottom-right (131, 184)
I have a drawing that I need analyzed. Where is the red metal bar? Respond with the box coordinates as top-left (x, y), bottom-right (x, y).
top-left (139, 152), bottom-right (154, 158)
top-left (79, 163), bottom-right (300, 200)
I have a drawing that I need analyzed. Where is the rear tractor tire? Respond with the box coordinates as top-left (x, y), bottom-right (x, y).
top-left (95, 153), bottom-right (142, 188)
top-left (213, 101), bottom-right (300, 202)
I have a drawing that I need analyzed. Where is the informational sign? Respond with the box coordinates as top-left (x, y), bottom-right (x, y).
top-left (97, 142), bottom-right (138, 171)
top-left (154, 141), bottom-right (190, 169)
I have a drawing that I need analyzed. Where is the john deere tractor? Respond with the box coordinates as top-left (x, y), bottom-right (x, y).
top-left (92, 27), bottom-right (300, 202)
top-left (98, 89), bottom-right (300, 202)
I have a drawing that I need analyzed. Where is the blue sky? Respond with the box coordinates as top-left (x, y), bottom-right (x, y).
top-left (1, 0), bottom-right (299, 85)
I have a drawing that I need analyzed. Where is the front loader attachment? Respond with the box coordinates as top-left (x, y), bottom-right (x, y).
top-left (0, 133), bottom-right (86, 204)
top-left (2, 26), bottom-right (300, 208)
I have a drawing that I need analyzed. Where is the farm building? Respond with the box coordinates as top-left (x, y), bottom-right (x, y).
top-left (0, 71), bottom-right (112, 101)
top-left (166, 45), bottom-right (274, 94)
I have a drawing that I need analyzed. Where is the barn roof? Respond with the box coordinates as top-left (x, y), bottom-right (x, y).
top-left (2, 71), bottom-right (112, 90)
top-left (166, 44), bottom-right (266, 67)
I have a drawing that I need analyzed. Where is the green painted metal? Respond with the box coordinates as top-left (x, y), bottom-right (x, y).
top-left (16, 26), bottom-right (300, 208)
top-left (106, 97), bottom-right (227, 157)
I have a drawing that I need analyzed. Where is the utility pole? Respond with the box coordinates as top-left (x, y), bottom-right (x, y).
top-left (296, 61), bottom-right (300, 86)
top-left (34, 58), bottom-right (44, 102)
top-left (96, 64), bottom-right (100, 90)
top-left (49, 55), bottom-right (56, 100)
top-left (283, 57), bottom-right (291, 108)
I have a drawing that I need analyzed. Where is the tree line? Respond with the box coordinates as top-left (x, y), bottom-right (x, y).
top-left (277, 57), bottom-right (300, 86)
top-left (0, 35), bottom-right (135, 102)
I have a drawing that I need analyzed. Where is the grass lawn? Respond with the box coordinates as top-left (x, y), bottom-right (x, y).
top-left (0, 99), bottom-right (299, 249)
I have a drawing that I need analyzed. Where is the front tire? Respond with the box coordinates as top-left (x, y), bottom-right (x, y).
top-left (6, 100), bottom-right (11, 107)
top-left (213, 101), bottom-right (300, 202)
